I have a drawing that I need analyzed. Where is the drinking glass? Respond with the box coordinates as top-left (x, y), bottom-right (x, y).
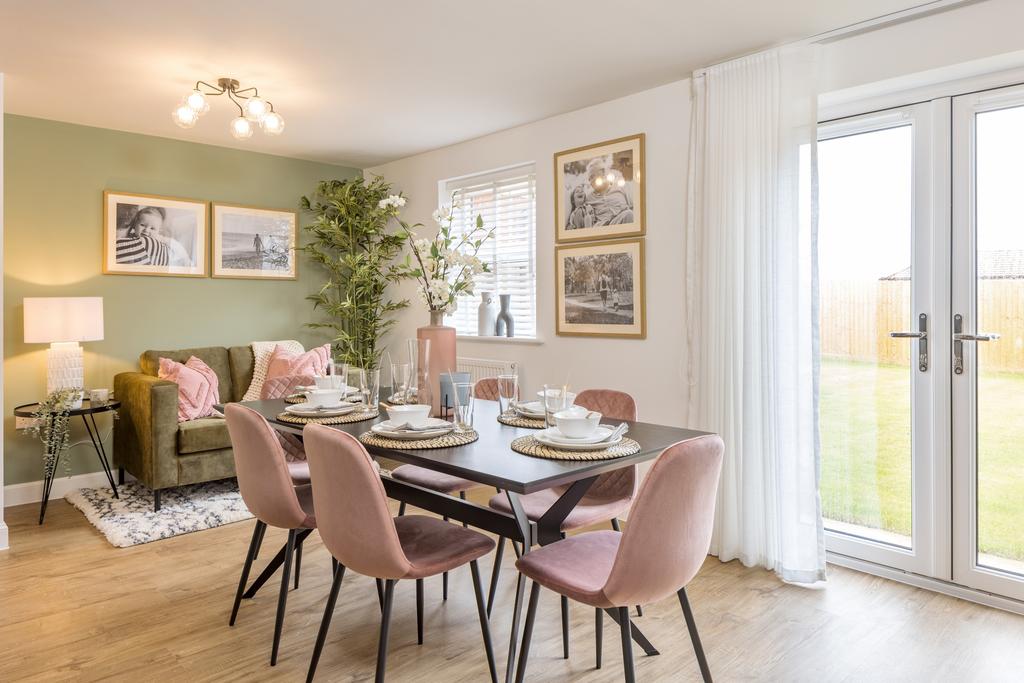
top-left (407, 338), bottom-right (431, 407)
top-left (497, 373), bottom-right (519, 417)
top-left (329, 360), bottom-right (348, 390)
top-left (452, 381), bottom-right (475, 431)
top-left (362, 368), bottom-right (381, 412)
top-left (389, 362), bottom-right (410, 405)
top-left (543, 384), bottom-right (569, 429)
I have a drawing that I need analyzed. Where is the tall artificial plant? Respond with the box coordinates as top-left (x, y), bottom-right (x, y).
top-left (301, 176), bottom-right (414, 370)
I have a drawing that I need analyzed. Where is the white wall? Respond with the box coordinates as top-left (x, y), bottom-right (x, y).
top-left (368, 80), bottom-right (692, 429)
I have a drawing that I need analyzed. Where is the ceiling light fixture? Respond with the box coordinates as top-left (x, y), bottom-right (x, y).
top-left (172, 77), bottom-right (285, 138)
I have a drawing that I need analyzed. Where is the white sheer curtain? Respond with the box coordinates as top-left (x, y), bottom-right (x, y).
top-left (685, 46), bottom-right (825, 584)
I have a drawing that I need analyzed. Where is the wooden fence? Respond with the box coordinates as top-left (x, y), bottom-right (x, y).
top-left (820, 280), bottom-right (1024, 373)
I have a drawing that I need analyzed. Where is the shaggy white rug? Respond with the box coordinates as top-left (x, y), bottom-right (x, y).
top-left (64, 480), bottom-right (253, 547)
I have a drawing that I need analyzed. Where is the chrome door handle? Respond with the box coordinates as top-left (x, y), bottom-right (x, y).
top-left (890, 313), bottom-right (928, 372)
top-left (953, 314), bottom-right (1000, 375)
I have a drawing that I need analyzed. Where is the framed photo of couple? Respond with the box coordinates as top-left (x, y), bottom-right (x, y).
top-left (102, 191), bottom-right (298, 280)
top-left (554, 133), bottom-right (645, 243)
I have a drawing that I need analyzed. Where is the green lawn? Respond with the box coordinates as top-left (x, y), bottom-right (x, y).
top-left (820, 357), bottom-right (1024, 561)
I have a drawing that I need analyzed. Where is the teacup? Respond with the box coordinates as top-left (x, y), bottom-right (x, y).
top-left (553, 407), bottom-right (601, 438)
top-left (385, 403), bottom-right (432, 428)
top-left (304, 388), bottom-right (346, 407)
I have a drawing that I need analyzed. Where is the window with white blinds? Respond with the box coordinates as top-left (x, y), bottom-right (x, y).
top-left (442, 164), bottom-right (537, 338)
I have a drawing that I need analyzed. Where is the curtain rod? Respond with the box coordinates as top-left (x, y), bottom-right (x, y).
top-left (693, 0), bottom-right (983, 76)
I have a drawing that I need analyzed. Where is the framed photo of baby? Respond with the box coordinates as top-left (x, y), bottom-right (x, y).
top-left (103, 191), bottom-right (208, 277)
top-left (554, 133), bottom-right (645, 243)
top-left (212, 203), bottom-right (298, 280)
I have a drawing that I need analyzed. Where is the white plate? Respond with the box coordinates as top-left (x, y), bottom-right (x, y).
top-left (372, 418), bottom-right (454, 440)
top-left (542, 425), bottom-right (615, 443)
top-left (285, 402), bottom-right (359, 417)
top-left (514, 401), bottom-right (546, 417)
top-left (534, 427), bottom-right (623, 450)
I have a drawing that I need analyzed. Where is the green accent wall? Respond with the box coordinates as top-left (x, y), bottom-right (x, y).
top-left (3, 114), bottom-right (359, 486)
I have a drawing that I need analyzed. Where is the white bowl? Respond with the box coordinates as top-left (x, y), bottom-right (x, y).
top-left (536, 389), bottom-right (577, 407)
top-left (553, 408), bottom-right (601, 438)
top-left (304, 388), bottom-right (347, 407)
top-left (385, 403), bottom-right (432, 428)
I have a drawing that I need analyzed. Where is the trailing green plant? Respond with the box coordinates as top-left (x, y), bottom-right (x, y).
top-left (27, 388), bottom-right (80, 478)
top-left (301, 176), bottom-right (415, 370)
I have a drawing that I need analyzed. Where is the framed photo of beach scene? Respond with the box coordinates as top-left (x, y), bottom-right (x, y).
top-left (555, 238), bottom-right (646, 339)
top-left (554, 133), bottom-right (645, 243)
top-left (211, 203), bottom-right (298, 280)
top-left (103, 191), bottom-right (208, 277)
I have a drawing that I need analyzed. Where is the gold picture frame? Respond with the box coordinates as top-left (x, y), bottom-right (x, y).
top-left (554, 133), bottom-right (645, 243)
top-left (555, 238), bottom-right (646, 339)
top-left (211, 203), bottom-right (299, 280)
top-left (102, 190), bottom-right (209, 277)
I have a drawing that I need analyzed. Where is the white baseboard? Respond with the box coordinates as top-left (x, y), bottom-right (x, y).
top-left (0, 521), bottom-right (8, 551)
top-left (828, 551), bottom-right (1024, 616)
top-left (4, 469), bottom-right (133, 508)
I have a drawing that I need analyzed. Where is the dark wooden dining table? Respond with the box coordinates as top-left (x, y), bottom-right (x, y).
top-left (226, 396), bottom-right (711, 682)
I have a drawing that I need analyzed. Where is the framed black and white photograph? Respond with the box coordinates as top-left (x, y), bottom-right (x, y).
top-left (556, 238), bottom-right (646, 338)
top-left (103, 191), bottom-right (208, 277)
top-left (212, 203), bottom-right (298, 280)
top-left (554, 133), bottom-right (645, 243)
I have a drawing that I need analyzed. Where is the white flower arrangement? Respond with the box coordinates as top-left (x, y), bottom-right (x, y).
top-left (378, 194), bottom-right (407, 210)
top-left (405, 195), bottom-right (494, 315)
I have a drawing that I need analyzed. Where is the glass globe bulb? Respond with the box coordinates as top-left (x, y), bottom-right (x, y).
top-left (230, 116), bottom-right (254, 139)
top-left (186, 89), bottom-right (209, 114)
top-left (606, 173), bottom-right (615, 183)
top-left (243, 96), bottom-right (269, 122)
top-left (260, 111), bottom-right (285, 135)
top-left (172, 102), bottom-right (198, 129)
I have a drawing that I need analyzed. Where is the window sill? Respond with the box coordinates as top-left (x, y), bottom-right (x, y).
top-left (456, 335), bottom-right (544, 346)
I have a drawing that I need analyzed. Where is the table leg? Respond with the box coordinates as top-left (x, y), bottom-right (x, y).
top-left (82, 414), bottom-right (118, 498)
top-left (503, 491), bottom-right (532, 683)
top-left (38, 416), bottom-right (60, 525)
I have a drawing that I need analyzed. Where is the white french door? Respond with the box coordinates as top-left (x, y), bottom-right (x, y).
top-left (821, 83), bottom-right (1024, 604)
top-left (952, 84), bottom-right (1024, 602)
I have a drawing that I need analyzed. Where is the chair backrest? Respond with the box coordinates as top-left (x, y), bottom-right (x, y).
top-left (224, 404), bottom-right (310, 529)
top-left (303, 424), bottom-right (412, 579)
top-left (473, 377), bottom-right (499, 401)
top-left (601, 434), bottom-right (724, 606)
top-left (575, 389), bottom-right (639, 500)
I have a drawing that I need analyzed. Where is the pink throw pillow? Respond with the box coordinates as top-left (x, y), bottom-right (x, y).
top-left (266, 343), bottom-right (330, 379)
top-left (158, 356), bottom-right (220, 422)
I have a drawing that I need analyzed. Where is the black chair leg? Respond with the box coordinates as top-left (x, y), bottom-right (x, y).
top-left (253, 522), bottom-right (267, 560)
top-left (270, 529), bottom-right (297, 666)
top-left (376, 578), bottom-right (384, 611)
top-left (636, 605), bottom-right (643, 617)
top-left (442, 514), bottom-right (450, 600)
top-left (486, 536), bottom-right (506, 617)
top-left (514, 582), bottom-right (542, 683)
top-left (595, 608), bottom-right (603, 669)
top-left (118, 466), bottom-right (125, 485)
top-left (306, 562), bottom-right (346, 683)
top-left (678, 587), bottom-right (712, 682)
top-left (375, 579), bottom-right (397, 683)
top-left (561, 595), bottom-right (570, 659)
top-left (230, 520), bottom-right (265, 626)
top-left (294, 540), bottom-right (303, 590)
top-left (416, 578), bottom-right (424, 644)
top-left (459, 490), bottom-right (468, 527)
top-left (470, 560), bottom-right (498, 683)
top-left (398, 501), bottom-right (406, 516)
top-left (153, 489), bottom-right (161, 512)
top-left (619, 606), bottom-right (636, 683)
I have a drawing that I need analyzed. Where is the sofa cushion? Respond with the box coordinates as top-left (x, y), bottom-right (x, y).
top-left (228, 346), bottom-right (256, 403)
top-left (141, 347), bottom-right (233, 403)
top-left (178, 417), bottom-right (232, 455)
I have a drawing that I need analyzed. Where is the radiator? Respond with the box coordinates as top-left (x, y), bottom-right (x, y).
top-left (457, 356), bottom-right (518, 384)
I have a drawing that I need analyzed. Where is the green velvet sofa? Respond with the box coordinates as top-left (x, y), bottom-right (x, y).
top-left (114, 345), bottom-right (257, 511)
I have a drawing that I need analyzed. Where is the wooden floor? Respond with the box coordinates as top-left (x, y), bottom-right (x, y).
top-left (2, 496), bottom-right (1024, 683)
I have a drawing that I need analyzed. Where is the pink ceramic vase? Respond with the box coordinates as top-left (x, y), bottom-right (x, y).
top-left (417, 311), bottom-right (456, 417)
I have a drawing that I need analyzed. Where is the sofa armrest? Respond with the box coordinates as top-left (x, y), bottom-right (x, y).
top-left (113, 372), bottom-right (179, 490)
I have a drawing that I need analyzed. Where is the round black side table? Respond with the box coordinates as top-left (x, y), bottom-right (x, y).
top-left (14, 399), bottom-right (122, 525)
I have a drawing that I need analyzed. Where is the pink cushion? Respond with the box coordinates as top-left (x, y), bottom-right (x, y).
top-left (515, 531), bottom-right (621, 608)
top-left (395, 515), bottom-right (495, 579)
top-left (266, 344), bottom-right (330, 379)
top-left (488, 486), bottom-right (632, 532)
top-left (158, 356), bottom-right (219, 422)
top-left (391, 464), bottom-right (479, 494)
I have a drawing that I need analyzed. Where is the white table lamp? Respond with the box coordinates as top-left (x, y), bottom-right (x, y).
top-left (24, 297), bottom-right (104, 407)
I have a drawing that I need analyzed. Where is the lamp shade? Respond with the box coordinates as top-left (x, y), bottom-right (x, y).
top-left (24, 297), bottom-right (104, 343)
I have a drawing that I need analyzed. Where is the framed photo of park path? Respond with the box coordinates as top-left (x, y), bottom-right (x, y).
top-left (212, 203), bottom-right (298, 280)
top-left (555, 238), bottom-right (646, 338)
top-left (554, 133), bottom-right (645, 243)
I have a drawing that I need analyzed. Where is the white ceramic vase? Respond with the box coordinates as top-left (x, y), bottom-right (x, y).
top-left (477, 291), bottom-right (498, 336)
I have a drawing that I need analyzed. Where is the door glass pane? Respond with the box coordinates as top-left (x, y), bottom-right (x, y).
top-left (975, 105), bottom-right (1024, 574)
top-left (818, 125), bottom-right (913, 548)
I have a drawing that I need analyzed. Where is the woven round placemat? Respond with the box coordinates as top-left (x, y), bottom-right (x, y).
top-left (284, 394), bottom-right (306, 404)
top-left (276, 409), bottom-right (379, 426)
top-left (497, 414), bottom-right (546, 429)
top-left (510, 435), bottom-right (641, 461)
top-left (360, 429), bottom-right (479, 450)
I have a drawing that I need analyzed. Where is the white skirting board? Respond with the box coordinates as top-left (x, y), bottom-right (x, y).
top-left (4, 469), bottom-right (135, 508)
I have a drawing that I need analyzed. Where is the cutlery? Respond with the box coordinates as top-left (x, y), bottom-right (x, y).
top-left (385, 422), bottom-right (451, 432)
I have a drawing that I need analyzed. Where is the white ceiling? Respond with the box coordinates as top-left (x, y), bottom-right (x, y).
top-left (0, 0), bottom-right (926, 167)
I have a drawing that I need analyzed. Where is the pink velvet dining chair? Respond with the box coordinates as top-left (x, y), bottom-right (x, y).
top-left (224, 403), bottom-right (317, 667)
top-left (302, 424), bottom-right (498, 683)
top-left (513, 434), bottom-right (725, 683)
top-left (486, 388), bottom-right (640, 659)
top-left (389, 378), bottom-right (498, 599)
